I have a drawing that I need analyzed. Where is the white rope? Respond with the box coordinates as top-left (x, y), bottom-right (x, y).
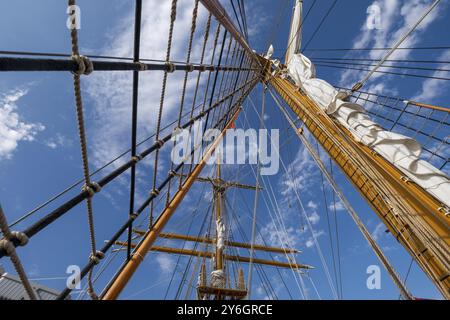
top-left (352, 0), bottom-right (442, 92)
top-left (246, 85), bottom-right (265, 298)
top-left (247, 94), bottom-right (339, 299)
top-left (240, 104), bottom-right (306, 299)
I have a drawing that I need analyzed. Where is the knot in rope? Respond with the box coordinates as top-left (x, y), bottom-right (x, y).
top-left (151, 188), bottom-right (160, 197)
top-left (155, 139), bottom-right (165, 149)
top-left (186, 64), bottom-right (195, 72)
top-left (71, 54), bottom-right (94, 76)
top-left (199, 65), bottom-right (207, 72)
top-left (137, 62), bottom-right (148, 71)
top-left (165, 62), bottom-right (176, 73)
top-left (89, 250), bottom-right (105, 265)
top-left (82, 182), bottom-right (101, 198)
top-left (172, 126), bottom-right (183, 138)
top-left (0, 239), bottom-right (15, 256)
top-left (130, 213), bottom-right (138, 221)
top-left (132, 154), bottom-right (142, 164)
top-left (168, 170), bottom-right (177, 177)
top-left (11, 231), bottom-right (29, 246)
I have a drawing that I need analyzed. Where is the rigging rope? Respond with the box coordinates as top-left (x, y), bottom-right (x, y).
top-left (68, 0), bottom-right (102, 300)
top-left (349, 0), bottom-right (442, 93)
top-left (127, 0), bottom-right (143, 261)
top-left (268, 87), bottom-right (415, 300)
top-left (247, 94), bottom-right (338, 299)
top-left (246, 85), bottom-right (265, 299)
top-left (283, 0), bottom-right (318, 64)
top-left (150, 0), bottom-right (178, 228)
top-left (301, 0), bottom-right (338, 53)
top-left (0, 205), bottom-right (37, 300)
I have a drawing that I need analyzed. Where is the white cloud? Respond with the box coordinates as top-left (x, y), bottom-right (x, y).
top-left (371, 222), bottom-right (385, 241)
top-left (85, 1), bottom-right (212, 173)
top-left (156, 254), bottom-right (175, 274)
top-left (307, 200), bottom-right (318, 210)
top-left (0, 88), bottom-right (44, 159)
top-left (329, 199), bottom-right (345, 212)
top-left (307, 210), bottom-right (320, 225)
top-left (305, 230), bottom-right (325, 248)
top-left (338, 0), bottom-right (442, 88)
top-left (411, 49), bottom-right (450, 102)
top-left (45, 133), bottom-right (71, 150)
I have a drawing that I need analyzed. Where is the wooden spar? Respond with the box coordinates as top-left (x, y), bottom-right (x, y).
top-left (114, 242), bottom-right (313, 269)
top-left (264, 59), bottom-right (450, 298)
top-left (101, 108), bottom-right (241, 300)
top-left (132, 230), bottom-right (301, 254)
top-left (174, 173), bottom-right (262, 190)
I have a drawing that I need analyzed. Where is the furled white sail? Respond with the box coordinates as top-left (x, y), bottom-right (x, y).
top-left (210, 269), bottom-right (226, 288)
top-left (216, 218), bottom-right (225, 251)
top-left (285, 0), bottom-right (303, 65)
top-left (286, 53), bottom-right (450, 209)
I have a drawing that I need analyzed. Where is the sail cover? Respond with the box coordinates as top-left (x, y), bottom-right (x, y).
top-left (285, 53), bottom-right (450, 209)
top-left (285, 0), bottom-right (303, 65)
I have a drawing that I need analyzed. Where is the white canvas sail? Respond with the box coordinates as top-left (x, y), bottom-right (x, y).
top-left (285, 53), bottom-right (450, 209)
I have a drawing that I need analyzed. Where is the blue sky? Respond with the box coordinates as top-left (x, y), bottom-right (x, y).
top-left (0, 0), bottom-right (449, 300)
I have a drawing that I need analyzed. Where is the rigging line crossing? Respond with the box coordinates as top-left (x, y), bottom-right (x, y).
top-left (304, 45), bottom-right (450, 52)
top-left (246, 85), bottom-right (265, 299)
top-left (60, 97), bottom-right (254, 300)
top-left (312, 56), bottom-right (450, 65)
top-left (7, 86), bottom-right (221, 231)
top-left (224, 199), bottom-right (279, 300)
top-left (127, 0), bottom-right (143, 261)
top-left (238, 0), bottom-right (249, 42)
top-left (241, 102), bottom-right (312, 299)
top-left (228, 191), bottom-right (294, 299)
top-left (315, 63), bottom-right (450, 81)
top-left (163, 181), bottom-right (210, 299)
top-left (68, 0), bottom-right (101, 300)
top-left (238, 108), bottom-right (306, 299)
top-left (224, 196), bottom-right (283, 300)
top-left (316, 142), bottom-right (342, 299)
top-left (301, 0), bottom-right (338, 53)
top-left (165, 0), bottom-right (200, 208)
top-left (0, 205), bottom-right (37, 299)
top-left (264, 0), bottom-right (290, 49)
top-left (247, 94), bottom-right (339, 299)
top-left (283, 0), bottom-right (318, 64)
top-left (240, 106), bottom-right (310, 300)
top-left (225, 155), bottom-right (294, 299)
top-left (98, 78), bottom-right (258, 299)
top-left (349, 0), bottom-right (442, 92)
top-left (329, 160), bottom-right (343, 299)
top-left (268, 87), bottom-right (415, 300)
top-left (0, 77), bottom-right (258, 259)
top-left (150, 0), bottom-right (179, 228)
top-left (230, 0), bottom-right (245, 40)
top-left (311, 59), bottom-right (450, 72)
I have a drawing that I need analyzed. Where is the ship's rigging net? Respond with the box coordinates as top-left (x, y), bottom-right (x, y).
top-left (0, 0), bottom-right (260, 300)
top-left (0, 0), bottom-right (449, 300)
